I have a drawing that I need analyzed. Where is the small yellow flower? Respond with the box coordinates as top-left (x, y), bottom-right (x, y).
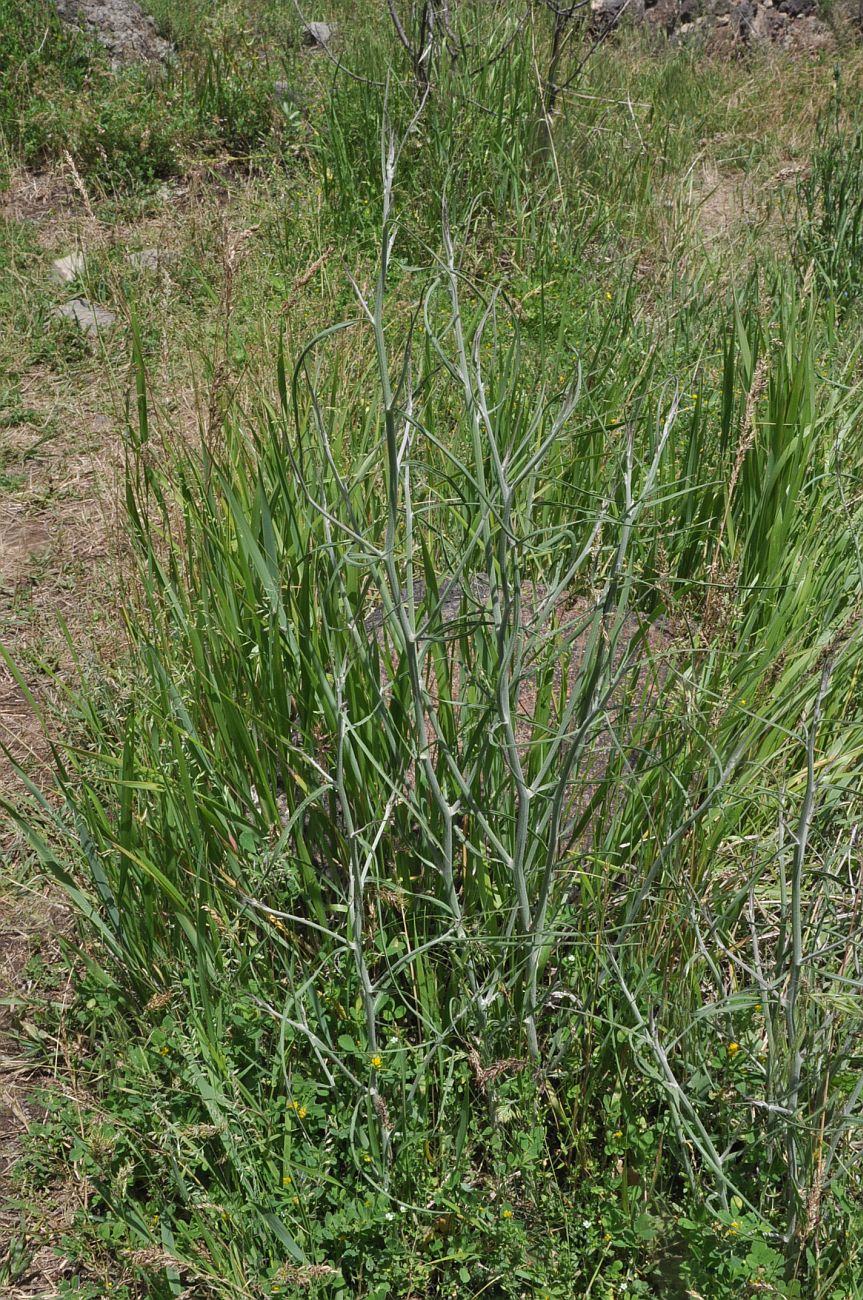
top-left (691, 393), bottom-right (699, 400)
top-left (728, 1219), bottom-right (740, 1235)
top-left (292, 1195), bottom-right (300, 1205)
top-left (298, 1106), bottom-right (307, 1119)
top-left (371, 1054), bottom-right (383, 1069)
top-left (282, 1175), bottom-right (292, 1186)
top-left (604, 1231), bottom-right (613, 1242)
top-left (606, 291), bottom-right (613, 300)
top-left (728, 1041), bottom-right (740, 1056)
top-left (159, 1046), bottom-right (169, 1056)
top-left (754, 1003), bottom-right (762, 1013)
top-left (363, 1153), bottom-right (372, 1163)
top-left (613, 1130), bottom-right (623, 1139)
top-left (501, 1208), bottom-right (513, 1219)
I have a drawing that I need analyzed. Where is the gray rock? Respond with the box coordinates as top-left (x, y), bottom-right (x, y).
top-left (54, 0), bottom-right (171, 66)
top-left (54, 298), bottom-right (117, 336)
top-left (751, 3), bottom-right (789, 36)
top-left (590, 0), bottom-right (646, 22)
top-left (125, 248), bottom-right (172, 272)
top-left (51, 252), bottom-right (86, 283)
top-left (302, 20), bottom-right (336, 46)
top-left (733, 0), bottom-right (756, 31)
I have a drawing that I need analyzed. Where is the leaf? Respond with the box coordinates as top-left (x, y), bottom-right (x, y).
top-left (262, 1213), bottom-right (305, 1264)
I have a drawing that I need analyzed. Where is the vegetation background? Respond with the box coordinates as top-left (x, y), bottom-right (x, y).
top-left (2, 2), bottom-right (863, 1297)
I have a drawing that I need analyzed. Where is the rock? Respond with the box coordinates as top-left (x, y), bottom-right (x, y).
top-left (645, 0), bottom-right (679, 31)
top-left (784, 12), bottom-right (832, 48)
top-left (125, 248), bottom-right (172, 272)
top-left (592, 0), bottom-right (646, 21)
top-left (53, 0), bottom-right (171, 67)
top-left (302, 21), bottom-right (336, 47)
top-left (51, 252), bottom-right (86, 284)
top-left (54, 298), bottom-right (117, 337)
top-left (586, 0), bottom-right (831, 47)
top-left (678, 0), bottom-right (702, 22)
top-left (751, 4), bottom-right (789, 38)
top-left (733, 0), bottom-right (756, 33)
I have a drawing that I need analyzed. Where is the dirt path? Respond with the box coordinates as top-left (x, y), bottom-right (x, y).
top-left (0, 173), bottom-right (124, 1296)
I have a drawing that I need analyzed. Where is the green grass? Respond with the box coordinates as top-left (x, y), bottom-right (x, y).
top-left (3, 3), bottom-right (863, 1299)
top-left (0, 0), bottom-right (300, 191)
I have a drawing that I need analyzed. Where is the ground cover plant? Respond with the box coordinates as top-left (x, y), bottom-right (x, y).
top-left (3, 2), bottom-right (863, 1298)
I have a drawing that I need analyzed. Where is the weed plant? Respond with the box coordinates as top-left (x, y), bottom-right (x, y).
top-left (4, 5), bottom-right (863, 1300)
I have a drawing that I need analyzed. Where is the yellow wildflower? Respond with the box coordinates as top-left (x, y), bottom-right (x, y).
top-left (728, 1041), bottom-right (740, 1056)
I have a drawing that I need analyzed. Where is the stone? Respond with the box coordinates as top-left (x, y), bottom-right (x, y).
top-left (54, 298), bottom-right (117, 336)
top-left (300, 21), bottom-right (332, 47)
top-left (751, 4), bottom-right (788, 37)
top-left (54, 0), bottom-right (171, 67)
top-left (51, 252), bottom-right (86, 283)
top-left (125, 248), bottom-right (172, 272)
top-left (590, 0), bottom-right (646, 20)
top-left (582, 0), bottom-right (833, 48)
top-left (733, 0), bottom-right (756, 32)
top-left (302, 21), bottom-right (336, 46)
top-left (645, 0), bottom-right (679, 31)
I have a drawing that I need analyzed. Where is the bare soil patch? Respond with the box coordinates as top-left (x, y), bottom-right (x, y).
top-left (0, 174), bottom-right (86, 237)
top-left (0, 887), bottom-right (75, 1298)
top-left (0, 186), bottom-right (128, 1289)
